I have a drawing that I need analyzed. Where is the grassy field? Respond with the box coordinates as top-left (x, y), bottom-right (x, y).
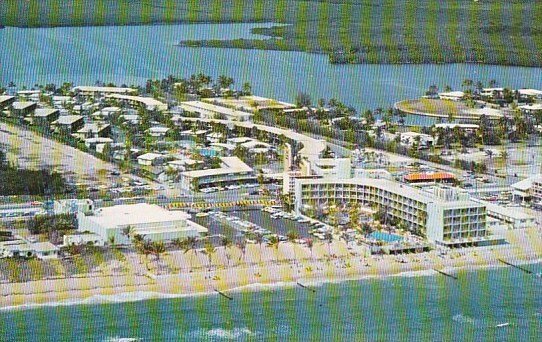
top-left (2, 0), bottom-right (542, 66)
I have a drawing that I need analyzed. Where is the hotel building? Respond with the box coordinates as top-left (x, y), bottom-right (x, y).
top-left (294, 178), bottom-right (488, 245)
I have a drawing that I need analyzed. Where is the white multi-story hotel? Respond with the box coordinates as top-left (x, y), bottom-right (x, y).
top-left (294, 178), bottom-right (488, 245)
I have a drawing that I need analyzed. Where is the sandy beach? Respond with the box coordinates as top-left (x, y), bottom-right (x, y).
top-left (1, 228), bottom-right (542, 310)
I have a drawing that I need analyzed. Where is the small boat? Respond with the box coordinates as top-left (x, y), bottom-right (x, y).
top-left (495, 322), bottom-right (510, 328)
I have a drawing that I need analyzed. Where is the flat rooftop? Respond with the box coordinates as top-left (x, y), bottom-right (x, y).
top-left (73, 86), bottom-right (137, 94)
top-left (297, 178), bottom-right (481, 207)
top-left (77, 123), bottom-right (110, 133)
top-left (88, 203), bottom-right (191, 227)
top-left (107, 94), bottom-right (166, 109)
top-left (34, 108), bottom-right (59, 117)
top-left (179, 117), bottom-right (327, 160)
top-left (202, 96), bottom-right (295, 113)
top-left (12, 101), bottom-right (36, 110)
top-left (181, 101), bottom-right (254, 118)
top-left (396, 99), bottom-right (505, 119)
top-left (181, 156), bottom-right (253, 178)
top-left (55, 115), bottom-right (83, 125)
top-left (0, 95), bottom-right (15, 103)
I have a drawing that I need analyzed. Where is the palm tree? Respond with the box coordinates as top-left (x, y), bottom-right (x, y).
top-left (151, 241), bottom-right (166, 263)
top-left (203, 241), bottom-right (216, 271)
top-left (254, 233), bottom-right (264, 263)
top-left (286, 230), bottom-right (300, 262)
top-left (268, 235), bottom-right (280, 262)
top-left (220, 236), bottom-right (233, 267)
top-left (121, 225), bottom-right (135, 244)
top-left (306, 238), bottom-right (314, 261)
top-left (182, 236), bottom-right (198, 272)
top-left (142, 240), bottom-right (153, 270)
top-left (132, 234), bottom-right (145, 263)
top-left (237, 239), bottom-right (247, 263)
top-left (324, 232), bottom-right (333, 260)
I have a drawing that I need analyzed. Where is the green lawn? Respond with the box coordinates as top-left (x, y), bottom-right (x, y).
top-left (2, 0), bottom-right (542, 66)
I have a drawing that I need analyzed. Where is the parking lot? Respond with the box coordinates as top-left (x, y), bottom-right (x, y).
top-left (192, 208), bottom-right (315, 245)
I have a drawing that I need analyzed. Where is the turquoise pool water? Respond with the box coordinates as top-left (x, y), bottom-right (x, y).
top-left (369, 231), bottom-right (403, 243)
top-left (199, 148), bottom-right (221, 157)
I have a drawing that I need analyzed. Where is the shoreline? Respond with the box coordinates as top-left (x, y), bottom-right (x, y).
top-left (2, 229), bottom-right (541, 312)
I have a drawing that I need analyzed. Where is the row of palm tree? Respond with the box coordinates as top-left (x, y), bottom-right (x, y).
top-left (141, 230), bottom-right (335, 273)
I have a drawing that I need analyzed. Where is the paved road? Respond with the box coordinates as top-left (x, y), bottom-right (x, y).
top-left (0, 122), bottom-right (156, 188)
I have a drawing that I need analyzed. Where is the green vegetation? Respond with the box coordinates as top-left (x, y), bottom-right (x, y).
top-left (26, 214), bottom-right (76, 235)
top-left (3, 1), bottom-right (542, 66)
top-left (0, 150), bottom-right (68, 196)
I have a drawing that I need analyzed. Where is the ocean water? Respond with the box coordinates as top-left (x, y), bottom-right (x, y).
top-left (1, 265), bottom-right (541, 341)
top-left (2, 23), bottom-right (542, 114)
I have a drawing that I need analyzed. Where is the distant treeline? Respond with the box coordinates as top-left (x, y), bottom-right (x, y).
top-left (0, 150), bottom-right (67, 196)
top-left (3, 1), bottom-right (542, 66)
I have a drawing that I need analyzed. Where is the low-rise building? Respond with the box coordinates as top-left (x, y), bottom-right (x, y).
top-left (32, 242), bottom-right (60, 260)
top-left (75, 123), bottom-right (111, 139)
top-left (106, 94), bottom-right (167, 111)
top-left (147, 126), bottom-right (170, 137)
top-left (180, 101), bottom-right (253, 122)
top-left (202, 96), bottom-right (295, 113)
top-left (438, 91), bottom-right (465, 101)
top-left (33, 108), bottom-right (60, 126)
top-left (400, 132), bottom-right (434, 149)
top-left (77, 203), bottom-right (208, 245)
top-left (72, 86), bottom-right (138, 97)
top-left (0, 239), bottom-right (59, 259)
top-left (179, 156), bottom-right (255, 190)
top-left (0, 95), bottom-right (16, 110)
top-left (53, 115), bottom-right (84, 134)
top-left (404, 172), bottom-right (456, 185)
top-left (473, 199), bottom-right (536, 230)
top-left (63, 233), bottom-right (104, 247)
top-left (137, 153), bottom-right (165, 166)
top-left (11, 101), bottom-right (37, 118)
top-left (84, 137), bottom-right (115, 151)
top-left (53, 199), bottom-right (94, 215)
top-left (511, 175), bottom-right (542, 203)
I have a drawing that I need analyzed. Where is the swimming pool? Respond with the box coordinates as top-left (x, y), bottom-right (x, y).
top-left (369, 231), bottom-right (403, 243)
top-left (199, 147), bottom-right (221, 157)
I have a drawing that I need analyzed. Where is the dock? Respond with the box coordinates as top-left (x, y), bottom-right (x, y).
top-left (497, 259), bottom-right (533, 274)
top-left (433, 268), bottom-right (458, 280)
top-left (214, 289), bottom-right (233, 300)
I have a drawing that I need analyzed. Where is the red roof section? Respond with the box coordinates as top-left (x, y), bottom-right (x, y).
top-left (404, 172), bottom-right (456, 182)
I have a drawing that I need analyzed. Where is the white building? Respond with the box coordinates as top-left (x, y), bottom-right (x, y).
top-left (180, 101), bottom-right (253, 122)
top-left (0, 95), bottom-right (16, 110)
top-left (54, 199), bottom-right (94, 215)
top-left (295, 178), bottom-right (489, 246)
top-left (512, 174), bottom-right (542, 203)
top-left (32, 242), bottom-right (60, 260)
top-left (137, 153), bottom-right (164, 166)
top-left (147, 126), bottom-right (170, 137)
top-left (400, 132), bottom-right (434, 148)
top-left (0, 239), bottom-right (59, 259)
top-left (63, 233), bottom-right (105, 247)
top-left (438, 91), bottom-right (465, 101)
top-left (179, 156), bottom-right (254, 190)
top-left (77, 203), bottom-right (208, 245)
top-left (434, 123), bottom-right (479, 133)
top-left (106, 94), bottom-right (167, 111)
top-left (72, 86), bottom-right (138, 96)
top-left (473, 200), bottom-right (536, 230)
top-left (301, 158), bottom-right (352, 179)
